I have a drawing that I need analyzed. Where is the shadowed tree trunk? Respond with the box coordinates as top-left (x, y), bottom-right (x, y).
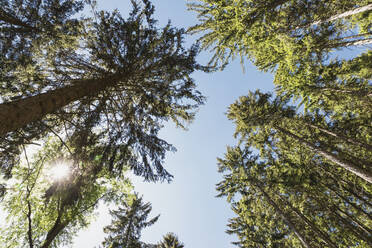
top-left (306, 185), bottom-right (372, 245)
top-left (0, 73), bottom-right (123, 137)
top-left (333, 209), bottom-right (372, 245)
top-left (275, 126), bottom-right (372, 183)
top-left (323, 182), bottom-right (372, 220)
top-left (27, 200), bottom-right (34, 248)
top-left (40, 214), bottom-right (69, 248)
top-left (0, 7), bottom-right (36, 30)
top-left (277, 194), bottom-right (338, 248)
top-left (319, 165), bottom-right (372, 209)
top-left (253, 181), bottom-right (311, 248)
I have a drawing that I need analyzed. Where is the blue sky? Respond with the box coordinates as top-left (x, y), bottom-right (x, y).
top-left (0, 1), bottom-right (367, 247)
top-left (71, 1), bottom-right (274, 247)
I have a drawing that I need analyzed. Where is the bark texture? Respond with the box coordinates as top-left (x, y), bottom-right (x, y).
top-left (305, 122), bottom-right (372, 151)
top-left (312, 4), bottom-right (372, 26)
top-left (0, 74), bottom-right (122, 137)
top-left (275, 126), bottom-right (372, 183)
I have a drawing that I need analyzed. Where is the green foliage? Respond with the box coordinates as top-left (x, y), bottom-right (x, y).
top-left (0, 0), bottom-right (87, 178)
top-left (0, 0), bottom-right (207, 182)
top-left (190, 2), bottom-right (372, 244)
top-left (217, 91), bottom-right (372, 247)
top-left (0, 137), bottom-right (132, 247)
top-left (189, 0), bottom-right (371, 70)
top-left (228, 91), bottom-right (372, 182)
top-left (189, 0), bottom-right (371, 121)
top-left (275, 50), bottom-right (372, 119)
top-left (157, 233), bottom-right (184, 248)
top-left (102, 194), bottom-right (159, 248)
top-left (0, 0), bottom-right (86, 99)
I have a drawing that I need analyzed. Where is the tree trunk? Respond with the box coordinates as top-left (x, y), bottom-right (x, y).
top-left (307, 187), bottom-right (372, 245)
top-left (333, 209), bottom-right (372, 245)
top-left (41, 215), bottom-right (69, 248)
top-left (311, 4), bottom-right (372, 26)
top-left (275, 126), bottom-right (372, 183)
top-left (306, 85), bottom-right (372, 98)
top-left (27, 200), bottom-right (34, 248)
top-left (0, 8), bottom-right (36, 30)
top-left (319, 165), bottom-right (372, 209)
top-left (336, 32), bottom-right (372, 42)
top-left (0, 74), bottom-right (123, 137)
top-left (336, 206), bottom-right (372, 237)
top-left (124, 212), bottom-right (134, 246)
top-left (318, 162), bottom-right (372, 198)
top-left (326, 183), bottom-right (372, 221)
top-left (317, 178), bottom-right (372, 221)
top-left (277, 194), bottom-right (337, 248)
top-left (303, 122), bottom-right (372, 151)
top-left (253, 182), bottom-right (312, 248)
top-left (332, 37), bottom-right (372, 48)
top-left (341, 184), bottom-right (372, 209)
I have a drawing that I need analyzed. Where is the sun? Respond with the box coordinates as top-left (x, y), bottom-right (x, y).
top-left (49, 162), bottom-right (71, 181)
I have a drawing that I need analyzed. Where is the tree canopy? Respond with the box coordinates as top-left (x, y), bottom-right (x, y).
top-left (189, 1), bottom-right (372, 246)
top-left (0, 137), bottom-right (132, 247)
top-left (157, 233), bottom-right (185, 248)
top-left (0, 0), bottom-right (371, 247)
top-left (0, 0), bottom-right (207, 181)
top-left (217, 90), bottom-right (371, 246)
top-left (1, 0), bottom-right (202, 246)
top-left (189, 0), bottom-right (372, 119)
top-left (189, 0), bottom-right (372, 70)
top-left (102, 194), bottom-right (159, 248)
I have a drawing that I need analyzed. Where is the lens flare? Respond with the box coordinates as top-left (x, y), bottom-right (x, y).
top-left (49, 163), bottom-right (70, 181)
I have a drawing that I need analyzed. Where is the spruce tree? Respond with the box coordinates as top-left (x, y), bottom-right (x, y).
top-left (157, 233), bottom-right (184, 248)
top-left (0, 0), bottom-right (206, 181)
top-left (0, 0), bottom-right (87, 178)
top-left (188, 0), bottom-right (371, 70)
top-left (227, 91), bottom-right (372, 182)
top-left (188, 0), bottom-right (371, 122)
top-left (102, 194), bottom-right (159, 248)
top-left (217, 90), bottom-right (372, 247)
top-left (217, 146), bottom-right (372, 247)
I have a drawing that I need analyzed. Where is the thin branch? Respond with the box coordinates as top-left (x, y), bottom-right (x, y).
top-left (26, 199), bottom-right (34, 248)
top-left (42, 124), bottom-right (73, 156)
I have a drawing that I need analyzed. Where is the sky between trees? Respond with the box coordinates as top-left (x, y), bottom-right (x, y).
top-left (0, 0), bottom-right (371, 247)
